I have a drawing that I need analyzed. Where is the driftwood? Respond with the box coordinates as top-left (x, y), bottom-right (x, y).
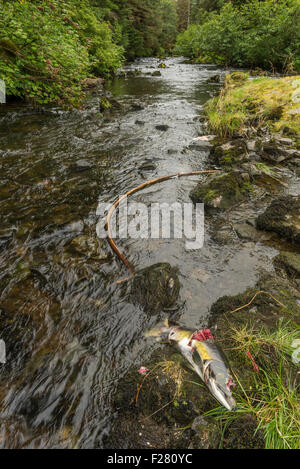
top-left (105, 169), bottom-right (219, 274)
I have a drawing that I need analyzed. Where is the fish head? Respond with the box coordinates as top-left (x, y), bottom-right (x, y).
top-left (204, 359), bottom-right (236, 411)
top-left (144, 319), bottom-right (187, 344)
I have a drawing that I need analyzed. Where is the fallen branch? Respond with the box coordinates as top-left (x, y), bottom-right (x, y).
top-left (227, 290), bottom-right (285, 314)
top-left (105, 169), bottom-right (220, 275)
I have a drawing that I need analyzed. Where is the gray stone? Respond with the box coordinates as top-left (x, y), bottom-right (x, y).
top-left (155, 124), bottom-right (169, 131)
top-left (234, 223), bottom-right (266, 241)
top-left (188, 136), bottom-right (214, 151)
top-left (71, 159), bottom-right (93, 172)
top-left (70, 235), bottom-right (108, 260)
top-left (274, 251), bottom-right (300, 278)
top-left (262, 144), bottom-right (300, 163)
top-left (256, 195), bottom-right (300, 244)
top-left (246, 140), bottom-right (261, 152)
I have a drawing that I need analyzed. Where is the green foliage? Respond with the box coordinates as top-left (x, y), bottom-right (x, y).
top-left (204, 321), bottom-right (300, 449)
top-left (174, 0), bottom-right (300, 72)
top-left (0, 0), bottom-right (123, 106)
top-left (205, 73), bottom-right (300, 138)
top-left (0, 0), bottom-right (179, 105)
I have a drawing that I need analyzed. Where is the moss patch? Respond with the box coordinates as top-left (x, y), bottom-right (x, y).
top-left (190, 172), bottom-right (253, 212)
top-left (206, 74), bottom-right (300, 141)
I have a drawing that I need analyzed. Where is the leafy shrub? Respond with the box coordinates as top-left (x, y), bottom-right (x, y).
top-left (0, 0), bottom-right (123, 106)
top-left (174, 0), bottom-right (300, 72)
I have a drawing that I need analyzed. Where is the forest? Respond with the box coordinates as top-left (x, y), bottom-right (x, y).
top-left (0, 0), bottom-right (299, 105)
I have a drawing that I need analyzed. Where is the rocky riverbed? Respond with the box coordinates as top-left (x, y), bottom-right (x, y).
top-left (0, 60), bottom-right (299, 448)
top-left (105, 72), bottom-right (300, 449)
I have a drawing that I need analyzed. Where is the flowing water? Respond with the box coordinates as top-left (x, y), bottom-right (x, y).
top-left (0, 58), bottom-right (277, 448)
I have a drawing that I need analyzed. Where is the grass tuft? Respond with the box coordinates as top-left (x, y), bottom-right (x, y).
top-left (206, 74), bottom-right (300, 140)
top-left (203, 321), bottom-right (300, 449)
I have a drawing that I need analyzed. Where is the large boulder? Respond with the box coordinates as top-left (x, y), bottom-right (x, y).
top-left (274, 251), bottom-right (300, 278)
top-left (190, 171), bottom-right (252, 212)
top-left (256, 195), bottom-right (300, 244)
top-left (131, 263), bottom-right (180, 313)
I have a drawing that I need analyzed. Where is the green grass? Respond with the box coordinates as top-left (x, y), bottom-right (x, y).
top-left (206, 73), bottom-right (300, 139)
top-left (203, 321), bottom-right (300, 449)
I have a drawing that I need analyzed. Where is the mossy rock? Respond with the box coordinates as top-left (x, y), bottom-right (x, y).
top-left (222, 415), bottom-right (264, 449)
top-left (256, 195), bottom-right (300, 244)
top-left (188, 416), bottom-right (220, 449)
top-left (225, 72), bottom-right (249, 88)
top-left (189, 171), bottom-right (252, 212)
top-left (69, 235), bottom-right (108, 260)
top-left (131, 263), bottom-right (180, 313)
top-left (109, 347), bottom-right (221, 448)
top-left (109, 342), bottom-right (264, 448)
top-left (99, 95), bottom-right (122, 113)
top-left (99, 96), bottom-right (112, 112)
top-left (209, 270), bottom-right (300, 330)
top-left (274, 251), bottom-right (300, 278)
top-left (210, 140), bottom-right (247, 167)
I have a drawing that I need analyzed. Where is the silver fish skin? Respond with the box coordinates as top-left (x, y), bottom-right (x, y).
top-left (145, 321), bottom-right (236, 411)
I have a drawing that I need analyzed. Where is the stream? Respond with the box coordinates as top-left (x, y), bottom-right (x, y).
top-left (0, 57), bottom-right (278, 448)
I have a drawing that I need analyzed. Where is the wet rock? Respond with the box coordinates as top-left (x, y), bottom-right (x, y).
top-left (127, 69), bottom-right (142, 77)
top-left (151, 71), bottom-right (161, 77)
top-left (240, 162), bottom-right (261, 177)
top-left (130, 103), bottom-right (144, 112)
top-left (131, 263), bottom-right (180, 313)
top-left (211, 219), bottom-right (236, 244)
top-left (82, 77), bottom-right (104, 90)
top-left (158, 63), bottom-right (166, 69)
top-left (274, 136), bottom-right (294, 146)
top-left (188, 136), bottom-right (215, 151)
top-left (139, 160), bottom-right (156, 171)
top-left (108, 348), bottom-right (218, 448)
top-left (189, 416), bottom-right (220, 449)
top-left (210, 270), bottom-right (300, 327)
top-left (100, 95), bottom-right (122, 112)
top-left (190, 171), bottom-right (253, 212)
top-left (99, 96), bottom-right (112, 112)
top-left (135, 120), bottom-right (145, 126)
top-left (155, 124), bottom-right (169, 131)
top-left (246, 140), bottom-right (262, 153)
top-left (207, 74), bottom-right (221, 83)
top-left (211, 140), bottom-right (247, 166)
top-left (261, 143), bottom-right (300, 163)
top-left (69, 235), bottom-right (108, 260)
top-left (167, 149), bottom-right (178, 154)
top-left (256, 195), bottom-right (300, 244)
top-left (71, 159), bottom-right (93, 172)
top-left (274, 251), bottom-right (300, 278)
top-left (233, 222), bottom-right (271, 242)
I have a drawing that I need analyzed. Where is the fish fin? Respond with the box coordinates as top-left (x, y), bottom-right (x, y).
top-left (164, 318), bottom-right (169, 327)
